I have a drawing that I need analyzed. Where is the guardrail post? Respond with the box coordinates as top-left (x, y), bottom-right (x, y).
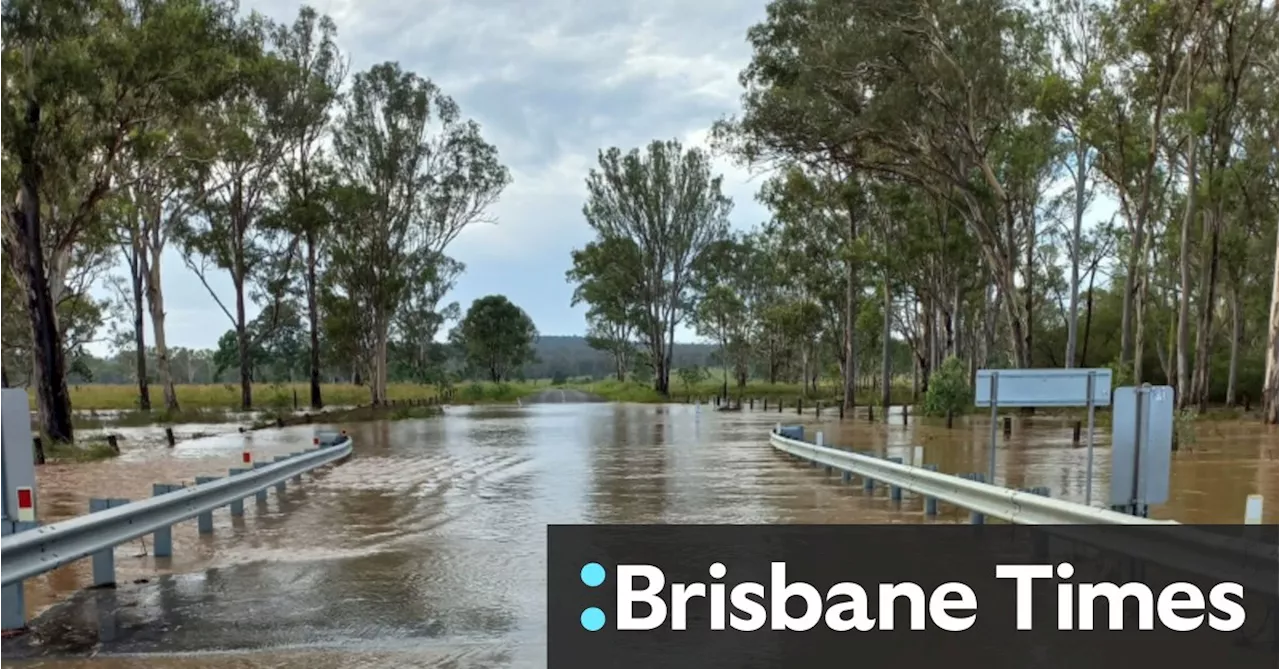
top-left (228, 468), bottom-right (248, 516)
top-left (923, 465), bottom-right (938, 516)
top-left (273, 456), bottom-right (288, 493)
top-left (2, 521), bottom-right (29, 631)
top-left (842, 470), bottom-right (852, 483)
top-left (253, 462), bottom-right (269, 504)
top-left (195, 476), bottom-right (218, 533)
top-left (888, 457), bottom-right (903, 502)
top-left (863, 471), bottom-right (875, 492)
top-left (966, 474), bottom-right (985, 525)
top-left (89, 498), bottom-right (116, 587)
top-left (151, 484), bottom-right (178, 557)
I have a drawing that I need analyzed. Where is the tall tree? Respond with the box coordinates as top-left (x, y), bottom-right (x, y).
top-left (273, 5), bottom-right (346, 410)
top-left (452, 295), bottom-right (538, 382)
top-left (3, 0), bottom-right (239, 441)
top-left (567, 236), bottom-right (646, 382)
top-left (331, 61), bottom-right (509, 404)
top-left (579, 140), bottom-right (732, 395)
top-left (180, 12), bottom-right (296, 411)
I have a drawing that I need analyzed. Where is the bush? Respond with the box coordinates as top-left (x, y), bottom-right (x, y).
top-left (922, 356), bottom-right (971, 418)
top-left (551, 371), bottom-right (567, 386)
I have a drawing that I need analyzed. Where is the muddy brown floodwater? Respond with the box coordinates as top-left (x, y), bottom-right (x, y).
top-left (5, 403), bottom-right (1277, 668)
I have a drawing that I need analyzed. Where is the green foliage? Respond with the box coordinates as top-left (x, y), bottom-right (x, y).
top-left (922, 357), bottom-right (973, 418)
top-left (452, 295), bottom-right (539, 382)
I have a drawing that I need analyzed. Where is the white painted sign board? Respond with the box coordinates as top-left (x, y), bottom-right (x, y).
top-left (974, 368), bottom-right (1112, 407)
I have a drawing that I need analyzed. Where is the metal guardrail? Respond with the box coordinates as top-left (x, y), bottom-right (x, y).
top-left (770, 429), bottom-right (1163, 525)
top-left (0, 436), bottom-right (353, 588)
top-left (769, 429), bottom-right (1278, 596)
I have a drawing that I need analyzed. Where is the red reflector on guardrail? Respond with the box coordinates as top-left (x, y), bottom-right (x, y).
top-left (242, 451), bottom-right (252, 464)
top-left (16, 487), bottom-right (35, 522)
top-left (313, 437), bottom-right (319, 445)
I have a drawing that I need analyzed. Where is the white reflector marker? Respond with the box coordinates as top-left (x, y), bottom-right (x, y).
top-left (1244, 494), bottom-right (1263, 524)
top-left (16, 487), bottom-right (35, 523)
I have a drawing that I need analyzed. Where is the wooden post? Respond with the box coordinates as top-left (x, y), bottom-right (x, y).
top-left (749, 397), bottom-right (754, 410)
top-left (165, 427), bottom-right (176, 447)
top-left (797, 398), bottom-right (803, 415)
top-left (1002, 416), bottom-right (1012, 437)
top-left (106, 434), bottom-right (120, 454)
top-left (902, 406), bottom-right (909, 425)
top-left (946, 410), bottom-right (954, 429)
top-left (838, 401), bottom-right (845, 419)
top-left (1072, 421), bottom-right (1082, 445)
top-left (33, 436), bottom-right (46, 464)
top-left (867, 404), bottom-right (874, 422)
top-left (816, 401), bottom-right (821, 417)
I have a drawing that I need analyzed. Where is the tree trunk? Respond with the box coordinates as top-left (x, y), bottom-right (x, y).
top-left (1064, 141), bottom-right (1087, 368)
top-left (145, 251), bottom-right (179, 411)
top-left (234, 274), bottom-right (252, 411)
top-left (1191, 208), bottom-right (1221, 412)
top-left (1225, 286), bottom-right (1241, 407)
top-left (880, 273), bottom-right (891, 410)
top-left (1263, 237), bottom-right (1279, 424)
top-left (306, 231), bottom-right (323, 409)
top-left (131, 264), bottom-right (151, 411)
top-left (6, 98), bottom-right (74, 443)
top-left (1175, 131), bottom-right (1197, 408)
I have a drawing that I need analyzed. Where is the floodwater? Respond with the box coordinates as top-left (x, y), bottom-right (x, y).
top-left (5, 402), bottom-right (1277, 667)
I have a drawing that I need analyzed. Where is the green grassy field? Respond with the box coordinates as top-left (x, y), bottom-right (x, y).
top-left (47, 378), bottom-right (912, 413)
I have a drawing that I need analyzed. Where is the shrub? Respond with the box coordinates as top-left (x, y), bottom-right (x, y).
top-left (922, 356), bottom-right (971, 418)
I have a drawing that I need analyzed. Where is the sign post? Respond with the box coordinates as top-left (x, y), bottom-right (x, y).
top-left (975, 368), bottom-right (1112, 490)
top-left (1110, 385), bottom-right (1174, 517)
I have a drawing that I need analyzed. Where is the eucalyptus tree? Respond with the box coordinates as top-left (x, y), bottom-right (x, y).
top-left (179, 12), bottom-right (297, 411)
top-left (331, 61), bottom-right (510, 404)
top-left (272, 5), bottom-right (346, 409)
top-left (567, 236), bottom-right (647, 382)
top-left (3, 0), bottom-right (242, 440)
top-left (578, 140), bottom-right (732, 395)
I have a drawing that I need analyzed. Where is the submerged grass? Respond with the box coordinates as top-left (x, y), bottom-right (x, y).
top-left (43, 438), bottom-right (120, 463)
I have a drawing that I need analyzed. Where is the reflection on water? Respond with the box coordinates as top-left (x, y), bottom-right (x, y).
top-left (9, 403), bottom-right (1276, 667)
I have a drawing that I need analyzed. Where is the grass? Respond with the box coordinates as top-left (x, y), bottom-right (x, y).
top-left (42, 438), bottom-right (120, 463)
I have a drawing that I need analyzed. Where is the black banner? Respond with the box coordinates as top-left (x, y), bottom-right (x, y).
top-left (547, 524), bottom-right (1278, 669)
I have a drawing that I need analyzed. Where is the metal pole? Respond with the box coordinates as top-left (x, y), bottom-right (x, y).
top-left (1130, 386), bottom-right (1146, 516)
top-left (1084, 371), bottom-right (1096, 505)
top-left (987, 372), bottom-right (1000, 485)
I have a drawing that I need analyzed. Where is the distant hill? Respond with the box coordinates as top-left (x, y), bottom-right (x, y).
top-left (525, 335), bottom-right (718, 380)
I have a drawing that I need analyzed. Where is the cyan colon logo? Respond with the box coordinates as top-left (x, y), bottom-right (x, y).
top-left (580, 562), bottom-right (607, 631)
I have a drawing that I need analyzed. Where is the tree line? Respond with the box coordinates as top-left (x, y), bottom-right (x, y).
top-left (3, 1), bottom-right (512, 443)
top-left (567, 0), bottom-right (1279, 422)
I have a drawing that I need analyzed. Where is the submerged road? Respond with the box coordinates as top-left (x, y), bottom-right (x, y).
top-left (6, 402), bottom-right (1276, 667)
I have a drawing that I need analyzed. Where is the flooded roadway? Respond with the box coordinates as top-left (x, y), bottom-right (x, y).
top-left (6, 402), bottom-right (1277, 667)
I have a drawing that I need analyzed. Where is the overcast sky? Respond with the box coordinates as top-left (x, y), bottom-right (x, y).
top-left (86, 0), bottom-right (773, 356)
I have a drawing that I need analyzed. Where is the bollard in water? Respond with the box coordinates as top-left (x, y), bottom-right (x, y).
top-left (1072, 421), bottom-right (1082, 445)
top-left (946, 410), bottom-right (954, 429)
top-left (195, 476), bottom-right (218, 533)
top-left (923, 465), bottom-right (939, 516)
top-left (838, 401), bottom-right (845, 419)
top-left (1002, 416), bottom-right (1012, 437)
top-left (867, 404), bottom-right (874, 422)
top-left (888, 457), bottom-right (903, 502)
top-left (797, 398), bottom-right (803, 415)
top-left (151, 484), bottom-right (177, 556)
top-left (107, 434), bottom-right (120, 454)
top-left (816, 401), bottom-right (821, 417)
top-left (778, 398), bottom-right (783, 413)
top-left (749, 397), bottom-right (754, 410)
top-left (165, 427), bottom-right (176, 447)
top-left (763, 398), bottom-right (769, 411)
top-left (902, 405), bottom-right (909, 425)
